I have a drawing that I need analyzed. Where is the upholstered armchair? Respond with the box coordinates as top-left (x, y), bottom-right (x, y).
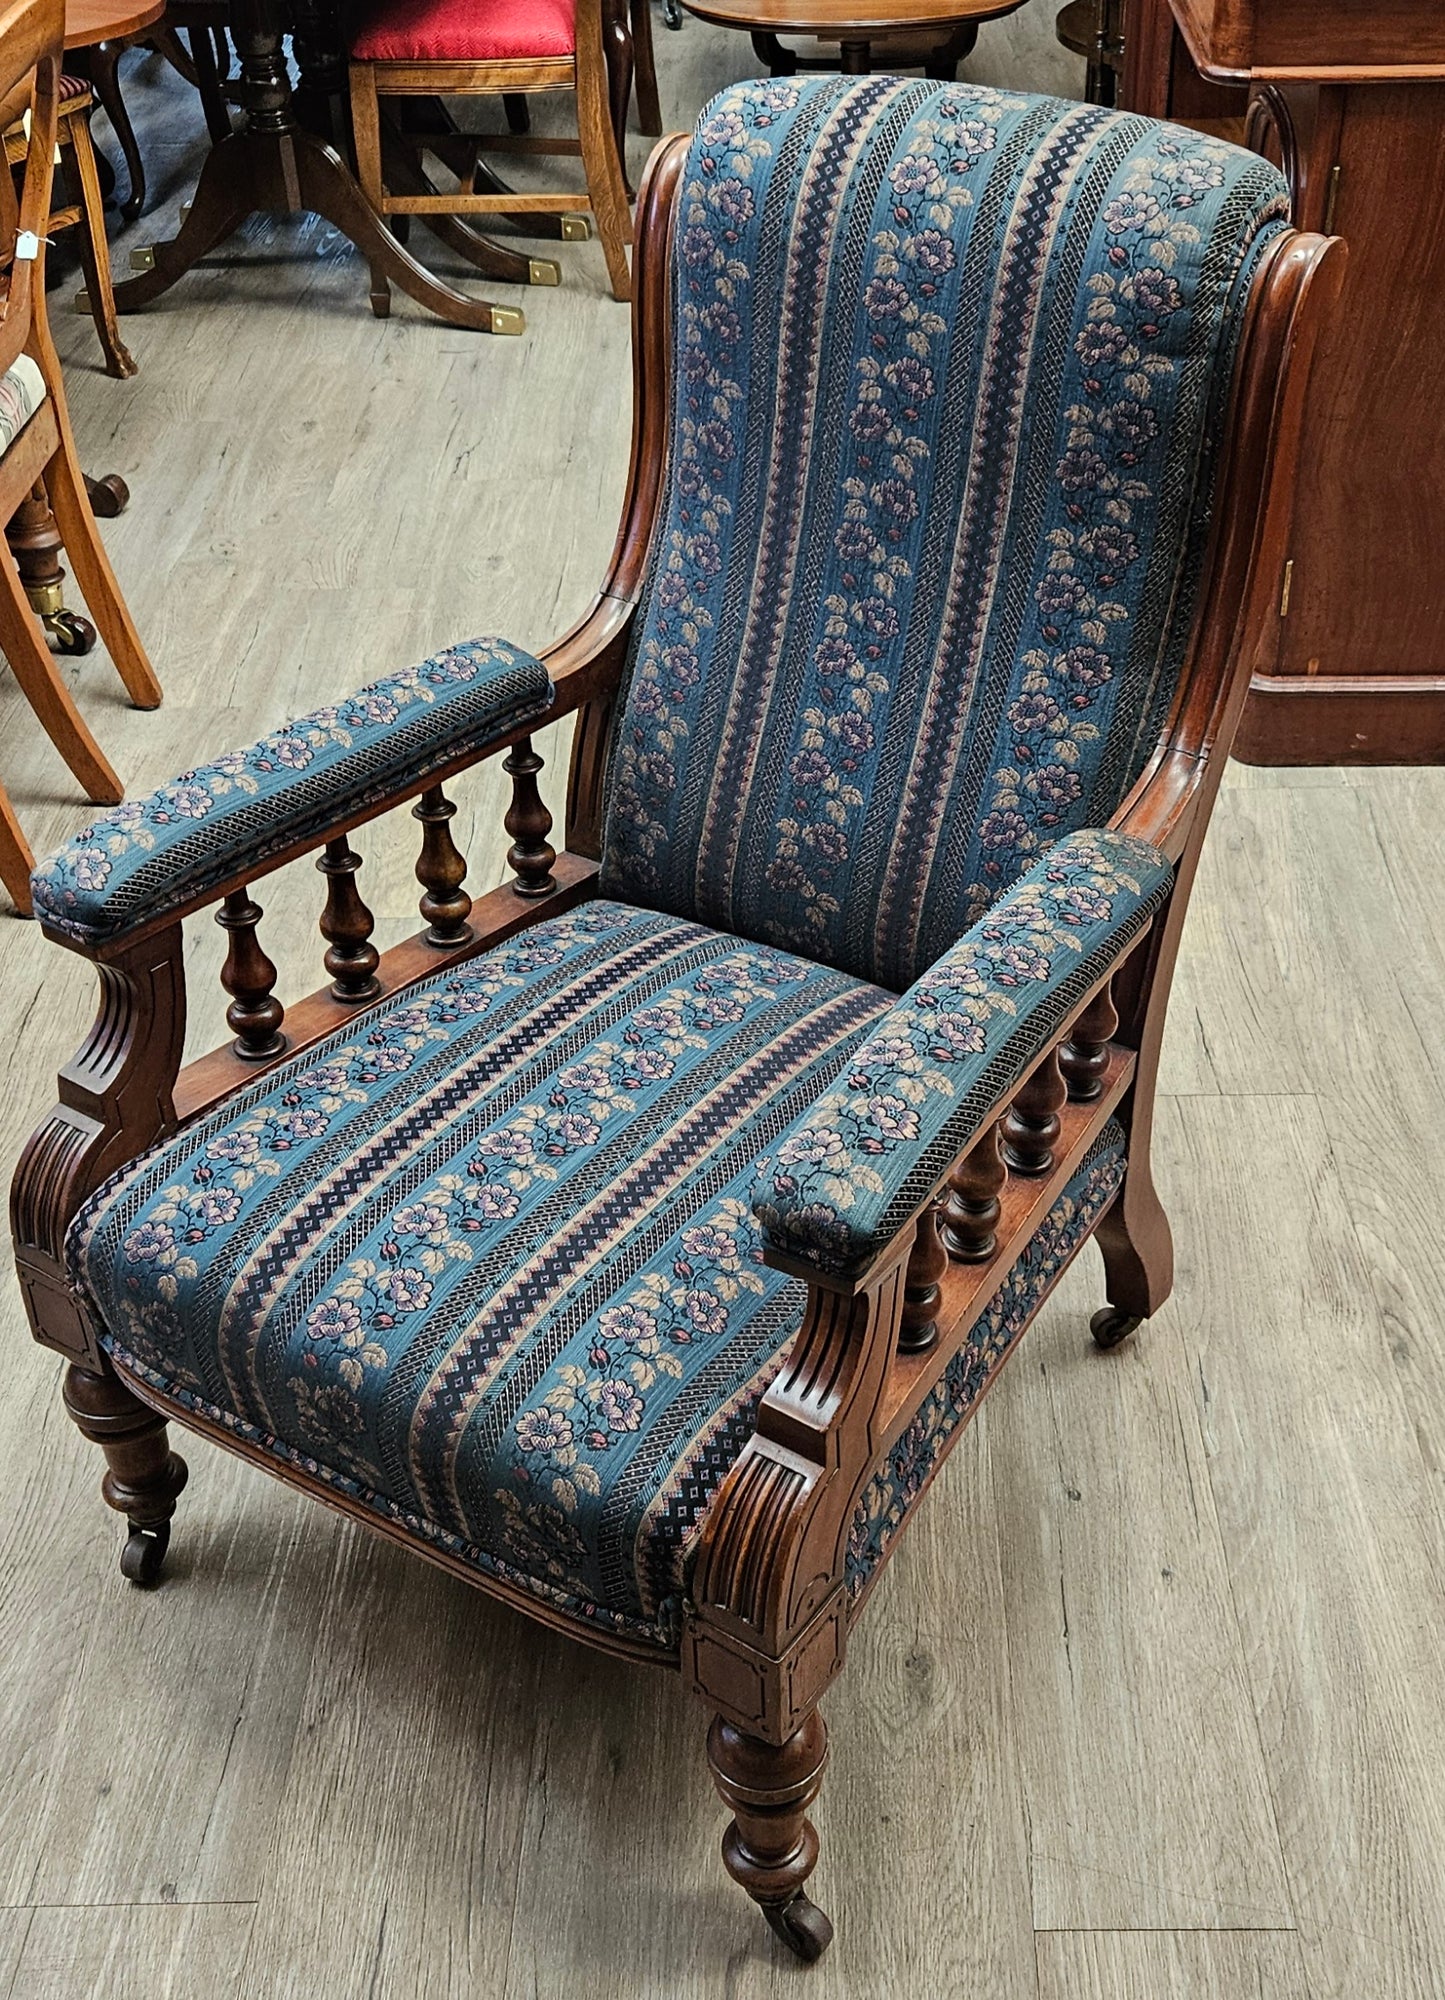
top-left (12, 79), bottom-right (1339, 1961)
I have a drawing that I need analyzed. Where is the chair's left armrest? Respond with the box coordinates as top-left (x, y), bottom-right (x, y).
top-left (31, 636), bottom-right (553, 949)
top-left (752, 828), bottom-right (1173, 1281)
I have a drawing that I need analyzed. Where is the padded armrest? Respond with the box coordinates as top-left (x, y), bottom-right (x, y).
top-left (751, 828), bottom-right (1173, 1279)
top-left (31, 637), bottom-right (553, 947)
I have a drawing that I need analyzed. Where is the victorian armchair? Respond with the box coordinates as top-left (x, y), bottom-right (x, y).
top-left (12, 79), bottom-right (1339, 1960)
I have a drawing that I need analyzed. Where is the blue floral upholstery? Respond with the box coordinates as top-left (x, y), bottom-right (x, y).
top-left (71, 903), bottom-right (892, 1645)
top-left (845, 1125), bottom-right (1124, 1602)
top-left (753, 827), bottom-right (1169, 1276)
top-left (600, 77), bottom-right (1288, 991)
top-left (69, 900), bottom-right (1125, 1649)
top-left (32, 638), bottom-right (552, 946)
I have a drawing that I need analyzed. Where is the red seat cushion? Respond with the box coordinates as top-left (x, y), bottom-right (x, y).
top-left (349, 0), bottom-right (575, 62)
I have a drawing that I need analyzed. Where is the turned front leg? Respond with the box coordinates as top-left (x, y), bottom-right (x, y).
top-left (707, 1711), bottom-right (833, 1962)
top-left (63, 1363), bottom-right (188, 1586)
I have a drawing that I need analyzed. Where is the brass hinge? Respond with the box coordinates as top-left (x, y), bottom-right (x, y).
top-left (1279, 558), bottom-right (1294, 618)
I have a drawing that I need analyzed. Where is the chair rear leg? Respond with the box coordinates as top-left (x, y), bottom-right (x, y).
top-left (629, 0), bottom-right (662, 133)
top-left (0, 780), bottom-right (34, 914)
top-left (574, 44), bottom-right (631, 300)
top-left (63, 1362), bottom-right (188, 1586)
top-left (1091, 1161), bottom-right (1173, 1348)
top-left (61, 115), bottom-right (138, 381)
top-left (0, 541), bottom-right (123, 805)
top-left (40, 419), bottom-right (163, 709)
top-left (707, 1711), bottom-right (834, 1962)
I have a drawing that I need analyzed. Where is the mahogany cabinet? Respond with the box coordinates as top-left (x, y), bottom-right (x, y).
top-left (1122, 0), bottom-right (1445, 763)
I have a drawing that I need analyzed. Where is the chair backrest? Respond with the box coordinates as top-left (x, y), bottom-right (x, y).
top-left (0, 0), bottom-right (60, 381)
top-left (599, 77), bottom-right (1289, 992)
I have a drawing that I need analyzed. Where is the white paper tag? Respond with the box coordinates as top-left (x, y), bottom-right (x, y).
top-left (14, 230), bottom-right (39, 260)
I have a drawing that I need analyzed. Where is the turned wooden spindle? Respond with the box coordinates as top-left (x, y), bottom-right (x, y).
top-left (1059, 980), bottom-right (1119, 1101)
top-left (504, 736), bottom-right (556, 898)
top-left (1002, 1048), bottom-right (1068, 1176)
top-left (941, 1122), bottom-right (1007, 1262)
top-left (216, 889), bottom-right (286, 1060)
top-left (317, 837), bottom-right (381, 1002)
top-left (899, 1201), bottom-right (948, 1352)
top-left (413, 784), bottom-right (473, 947)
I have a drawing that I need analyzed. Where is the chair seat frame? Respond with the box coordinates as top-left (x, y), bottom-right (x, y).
top-left (11, 131), bottom-right (1343, 1959)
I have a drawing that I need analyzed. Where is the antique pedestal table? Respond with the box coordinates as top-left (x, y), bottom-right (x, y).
top-left (108, 0), bottom-right (553, 332)
top-left (680, 0), bottom-right (1025, 80)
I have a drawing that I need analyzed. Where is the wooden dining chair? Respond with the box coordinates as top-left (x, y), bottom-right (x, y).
top-left (14, 81), bottom-right (1339, 1957)
top-left (3, 72), bottom-right (136, 378)
top-left (0, 0), bottom-right (161, 915)
top-left (348, 0), bottom-right (632, 304)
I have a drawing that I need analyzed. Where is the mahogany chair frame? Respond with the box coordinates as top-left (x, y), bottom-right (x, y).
top-left (348, 0), bottom-right (633, 306)
top-left (11, 131), bottom-right (1342, 1956)
top-left (0, 0), bottom-right (160, 915)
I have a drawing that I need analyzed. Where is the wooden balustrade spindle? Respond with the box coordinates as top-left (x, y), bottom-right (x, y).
top-left (317, 836), bottom-right (381, 1002)
top-left (941, 1122), bottom-right (1007, 1262)
top-left (504, 736), bottom-right (556, 898)
top-left (1002, 1048), bottom-right (1068, 1176)
top-left (1059, 980), bottom-right (1119, 1101)
top-left (898, 1202), bottom-right (948, 1353)
top-left (216, 889), bottom-right (286, 1060)
top-left (413, 784), bottom-right (473, 947)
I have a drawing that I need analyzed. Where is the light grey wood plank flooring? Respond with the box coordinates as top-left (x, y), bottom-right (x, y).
top-left (0, 12), bottom-right (1442, 1998)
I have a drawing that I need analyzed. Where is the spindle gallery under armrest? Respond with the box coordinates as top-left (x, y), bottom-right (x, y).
top-left (176, 850), bottom-right (601, 1124)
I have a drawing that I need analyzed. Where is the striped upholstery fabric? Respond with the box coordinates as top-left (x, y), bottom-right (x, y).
top-left (72, 902), bottom-right (1121, 1646)
top-left (72, 905), bottom-right (892, 1645)
top-left (0, 354), bottom-right (44, 454)
top-left (601, 78), bottom-right (1288, 992)
top-left (68, 87), bottom-right (1285, 1651)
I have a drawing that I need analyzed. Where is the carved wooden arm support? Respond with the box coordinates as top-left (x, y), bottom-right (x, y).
top-left (684, 831), bottom-right (1175, 1742)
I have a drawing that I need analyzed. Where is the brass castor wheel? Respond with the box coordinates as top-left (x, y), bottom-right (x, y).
top-left (45, 608), bottom-right (97, 657)
top-left (1091, 1306), bottom-right (1143, 1350)
top-left (762, 1892), bottom-right (833, 1963)
top-left (119, 1519), bottom-right (170, 1586)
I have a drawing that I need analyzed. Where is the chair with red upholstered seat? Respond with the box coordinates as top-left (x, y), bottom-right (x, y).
top-left (348, 0), bottom-right (631, 305)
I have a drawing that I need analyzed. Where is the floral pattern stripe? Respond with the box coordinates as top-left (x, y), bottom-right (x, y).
top-left (31, 637), bottom-right (552, 945)
top-left (599, 77), bottom-right (1287, 992)
top-left (753, 827), bottom-right (1170, 1276)
top-left (70, 901), bottom-right (898, 1647)
top-left (845, 1126), bottom-right (1125, 1599)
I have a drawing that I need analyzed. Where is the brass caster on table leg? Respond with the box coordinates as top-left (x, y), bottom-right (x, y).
top-left (528, 257), bottom-right (562, 286)
top-left (120, 1518), bottom-right (170, 1587)
top-left (490, 306), bottom-right (525, 335)
top-left (129, 245), bottom-right (156, 271)
top-left (1091, 1306), bottom-right (1143, 1350)
top-left (762, 1892), bottom-right (834, 1963)
top-left (559, 215), bottom-right (590, 241)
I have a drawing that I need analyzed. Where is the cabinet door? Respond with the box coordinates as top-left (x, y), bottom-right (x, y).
top-left (1270, 84), bottom-right (1445, 691)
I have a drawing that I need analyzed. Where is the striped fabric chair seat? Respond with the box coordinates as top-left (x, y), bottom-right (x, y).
top-left (0, 353), bottom-right (44, 454)
top-left (70, 899), bottom-right (1123, 1647)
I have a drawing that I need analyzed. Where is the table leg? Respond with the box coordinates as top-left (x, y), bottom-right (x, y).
top-left (838, 37), bottom-right (870, 70)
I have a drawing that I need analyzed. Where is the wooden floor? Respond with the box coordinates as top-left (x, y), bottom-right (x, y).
top-left (1, 16), bottom-right (1443, 1999)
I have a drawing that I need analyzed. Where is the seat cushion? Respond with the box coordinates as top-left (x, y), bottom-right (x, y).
top-left (71, 900), bottom-right (1123, 1649)
top-left (349, 0), bottom-right (575, 63)
top-left (0, 354), bottom-right (44, 455)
